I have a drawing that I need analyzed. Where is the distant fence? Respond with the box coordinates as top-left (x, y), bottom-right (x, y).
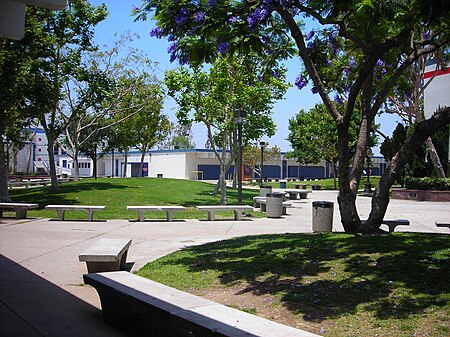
top-left (189, 170), bottom-right (203, 181)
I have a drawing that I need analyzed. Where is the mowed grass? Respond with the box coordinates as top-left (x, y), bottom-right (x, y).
top-left (137, 233), bottom-right (450, 337)
top-left (8, 178), bottom-right (261, 220)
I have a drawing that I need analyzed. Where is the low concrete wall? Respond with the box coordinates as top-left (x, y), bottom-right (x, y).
top-left (392, 189), bottom-right (450, 202)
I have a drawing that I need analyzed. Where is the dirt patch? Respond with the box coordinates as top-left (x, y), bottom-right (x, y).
top-left (191, 284), bottom-right (333, 335)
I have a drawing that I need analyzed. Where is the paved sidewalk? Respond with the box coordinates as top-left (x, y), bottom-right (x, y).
top-left (0, 191), bottom-right (448, 336)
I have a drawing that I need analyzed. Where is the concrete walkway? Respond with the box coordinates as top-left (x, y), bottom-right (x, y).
top-left (0, 191), bottom-right (448, 336)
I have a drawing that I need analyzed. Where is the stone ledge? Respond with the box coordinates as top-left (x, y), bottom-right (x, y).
top-left (392, 189), bottom-right (450, 202)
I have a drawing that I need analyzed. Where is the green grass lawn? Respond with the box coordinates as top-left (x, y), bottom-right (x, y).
top-left (8, 178), bottom-right (262, 220)
top-left (137, 233), bottom-right (450, 337)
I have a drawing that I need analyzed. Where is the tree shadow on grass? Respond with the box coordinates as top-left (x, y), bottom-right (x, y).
top-left (9, 182), bottom-right (129, 208)
top-left (151, 233), bottom-right (449, 323)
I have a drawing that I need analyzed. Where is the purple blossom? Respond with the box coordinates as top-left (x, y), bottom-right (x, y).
top-left (326, 60), bottom-right (332, 66)
top-left (167, 42), bottom-right (177, 54)
top-left (295, 75), bottom-right (307, 90)
top-left (272, 71), bottom-right (279, 77)
top-left (376, 59), bottom-right (384, 67)
top-left (307, 41), bottom-right (315, 50)
top-left (334, 94), bottom-right (343, 106)
top-left (168, 35), bottom-right (176, 42)
top-left (175, 8), bottom-right (189, 26)
top-left (218, 42), bottom-right (229, 57)
top-left (194, 11), bottom-right (206, 23)
top-left (169, 52), bottom-right (177, 63)
top-left (349, 56), bottom-right (356, 68)
top-left (229, 16), bottom-right (237, 23)
top-left (305, 30), bottom-right (315, 41)
top-left (179, 55), bottom-right (189, 65)
top-left (311, 87), bottom-right (318, 94)
top-left (150, 27), bottom-right (164, 38)
top-left (422, 31), bottom-right (430, 39)
top-left (206, 0), bottom-right (217, 8)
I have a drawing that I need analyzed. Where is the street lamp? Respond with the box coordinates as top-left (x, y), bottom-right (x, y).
top-left (234, 109), bottom-right (247, 204)
top-left (259, 141), bottom-right (266, 185)
top-left (364, 148), bottom-right (373, 193)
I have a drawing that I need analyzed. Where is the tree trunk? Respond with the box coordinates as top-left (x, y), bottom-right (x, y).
top-left (364, 107), bottom-right (450, 233)
top-left (220, 145), bottom-right (227, 205)
top-left (123, 148), bottom-right (128, 178)
top-left (46, 136), bottom-right (59, 190)
top-left (213, 155), bottom-right (235, 194)
top-left (425, 137), bottom-right (446, 178)
top-left (139, 146), bottom-right (147, 178)
top-left (336, 123), bottom-right (360, 233)
top-left (0, 135), bottom-right (11, 202)
top-left (72, 149), bottom-right (80, 181)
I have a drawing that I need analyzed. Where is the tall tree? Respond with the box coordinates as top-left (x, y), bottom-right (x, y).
top-left (165, 55), bottom-right (287, 204)
top-left (135, 0), bottom-right (450, 233)
top-left (61, 35), bottom-right (162, 180)
top-left (23, 0), bottom-right (107, 189)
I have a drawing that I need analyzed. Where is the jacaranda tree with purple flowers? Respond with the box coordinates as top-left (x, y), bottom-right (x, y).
top-left (135, 0), bottom-right (450, 233)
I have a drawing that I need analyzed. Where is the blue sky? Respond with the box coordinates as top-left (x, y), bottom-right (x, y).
top-left (89, 1), bottom-right (400, 155)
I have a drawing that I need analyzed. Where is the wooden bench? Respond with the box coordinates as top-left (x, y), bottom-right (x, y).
top-left (285, 189), bottom-right (312, 200)
top-left (0, 202), bottom-right (38, 219)
top-left (79, 238), bottom-right (132, 273)
top-left (362, 219), bottom-right (410, 232)
top-left (127, 206), bottom-right (185, 222)
top-left (84, 271), bottom-right (322, 337)
top-left (45, 205), bottom-right (105, 221)
top-left (196, 205), bottom-right (253, 221)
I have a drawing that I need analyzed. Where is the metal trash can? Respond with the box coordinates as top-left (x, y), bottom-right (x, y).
top-left (279, 180), bottom-right (287, 189)
top-left (266, 192), bottom-right (283, 218)
top-left (312, 201), bottom-right (334, 232)
top-left (260, 185), bottom-right (272, 196)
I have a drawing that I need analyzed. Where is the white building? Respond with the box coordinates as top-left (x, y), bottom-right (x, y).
top-left (10, 128), bottom-right (386, 180)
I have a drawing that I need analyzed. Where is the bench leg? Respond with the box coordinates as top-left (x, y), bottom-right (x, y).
top-left (56, 210), bottom-right (65, 221)
top-left (85, 261), bottom-right (121, 273)
top-left (386, 224), bottom-right (397, 233)
top-left (166, 211), bottom-right (174, 222)
top-left (119, 250), bottom-right (129, 270)
top-left (15, 207), bottom-right (28, 219)
top-left (138, 210), bottom-right (145, 222)
top-left (233, 210), bottom-right (243, 221)
top-left (261, 203), bottom-right (266, 212)
top-left (207, 211), bottom-right (215, 221)
top-left (282, 206), bottom-right (287, 215)
top-left (86, 210), bottom-right (94, 222)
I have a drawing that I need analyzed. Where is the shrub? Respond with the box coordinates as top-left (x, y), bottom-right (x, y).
top-left (404, 177), bottom-right (450, 190)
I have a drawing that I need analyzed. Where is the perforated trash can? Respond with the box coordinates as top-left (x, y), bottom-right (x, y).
top-left (266, 192), bottom-right (283, 218)
top-left (260, 185), bottom-right (272, 197)
top-left (312, 201), bottom-right (334, 232)
top-left (279, 180), bottom-right (287, 189)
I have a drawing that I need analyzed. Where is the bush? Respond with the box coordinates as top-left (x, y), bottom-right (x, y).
top-left (404, 177), bottom-right (450, 190)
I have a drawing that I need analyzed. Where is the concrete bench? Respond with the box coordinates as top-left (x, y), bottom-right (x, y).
top-left (362, 219), bottom-right (410, 232)
top-left (84, 271), bottom-right (322, 337)
top-left (285, 189), bottom-right (312, 200)
top-left (45, 205), bottom-right (105, 221)
top-left (79, 238), bottom-right (132, 273)
top-left (196, 205), bottom-right (253, 221)
top-left (127, 206), bottom-right (185, 222)
top-left (0, 202), bottom-right (38, 218)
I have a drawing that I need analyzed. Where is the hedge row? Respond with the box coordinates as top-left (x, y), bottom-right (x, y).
top-left (404, 177), bottom-right (450, 191)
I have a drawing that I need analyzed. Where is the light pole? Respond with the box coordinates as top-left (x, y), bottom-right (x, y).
top-left (234, 109), bottom-right (246, 204)
top-left (260, 141), bottom-right (266, 185)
